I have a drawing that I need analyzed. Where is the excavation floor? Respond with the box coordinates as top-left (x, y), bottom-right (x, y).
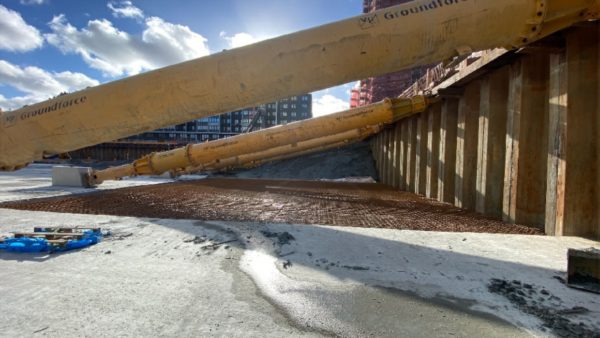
top-left (1, 178), bottom-right (541, 235)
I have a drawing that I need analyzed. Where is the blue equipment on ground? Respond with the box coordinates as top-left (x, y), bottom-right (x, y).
top-left (0, 228), bottom-right (102, 253)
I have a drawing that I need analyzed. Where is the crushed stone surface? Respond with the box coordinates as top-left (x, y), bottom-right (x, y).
top-left (1, 178), bottom-right (542, 234)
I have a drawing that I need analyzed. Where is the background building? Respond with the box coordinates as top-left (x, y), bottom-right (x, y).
top-left (354, 0), bottom-right (431, 106)
top-left (128, 94), bottom-right (312, 142)
top-left (69, 94), bottom-right (312, 161)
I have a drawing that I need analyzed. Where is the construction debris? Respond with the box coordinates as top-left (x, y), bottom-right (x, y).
top-left (567, 248), bottom-right (600, 294)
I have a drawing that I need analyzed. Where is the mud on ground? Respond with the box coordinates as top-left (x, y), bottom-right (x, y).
top-left (0, 178), bottom-right (541, 234)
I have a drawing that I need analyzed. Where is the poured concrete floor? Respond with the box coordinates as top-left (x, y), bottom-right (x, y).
top-left (1, 165), bottom-right (598, 337)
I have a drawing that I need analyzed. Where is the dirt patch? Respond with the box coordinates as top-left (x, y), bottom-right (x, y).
top-left (261, 231), bottom-right (296, 246)
top-left (488, 279), bottom-right (599, 338)
top-left (0, 178), bottom-right (542, 234)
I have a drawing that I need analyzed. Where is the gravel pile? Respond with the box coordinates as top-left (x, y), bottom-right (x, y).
top-left (221, 142), bottom-right (378, 180)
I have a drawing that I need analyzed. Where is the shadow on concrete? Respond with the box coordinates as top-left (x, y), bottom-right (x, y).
top-left (144, 217), bottom-right (595, 337)
top-left (0, 248), bottom-right (82, 262)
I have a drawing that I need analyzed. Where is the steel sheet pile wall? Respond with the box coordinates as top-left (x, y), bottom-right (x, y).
top-left (372, 24), bottom-right (600, 239)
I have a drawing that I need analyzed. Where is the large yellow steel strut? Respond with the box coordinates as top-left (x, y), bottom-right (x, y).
top-left (1, 0), bottom-right (598, 170)
top-left (91, 96), bottom-right (426, 184)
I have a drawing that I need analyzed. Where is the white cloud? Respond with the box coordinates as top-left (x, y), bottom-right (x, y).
top-left (312, 94), bottom-right (349, 117)
top-left (0, 94), bottom-right (44, 111)
top-left (107, 1), bottom-right (144, 20)
top-left (45, 15), bottom-right (210, 77)
top-left (0, 59), bottom-right (99, 111)
top-left (220, 31), bottom-right (258, 49)
top-left (0, 5), bottom-right (43, 52)
top-left (19, 0), bottom-right (46, 5)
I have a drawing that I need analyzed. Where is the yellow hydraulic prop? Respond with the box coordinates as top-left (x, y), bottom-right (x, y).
top-left (90, 96), bottom-right (426, 185)
top-left (1, 0), bottom-right (598, 170)
top-left (191, 125), bottom-right (382, 173)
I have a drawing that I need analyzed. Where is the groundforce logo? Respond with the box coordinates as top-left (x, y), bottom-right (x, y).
top-left (359, 0), bottom-right (468, 28)
top-left (384, 0), bottom-right (468, 20)
top-left (19, 96), bottom-right (87, 121)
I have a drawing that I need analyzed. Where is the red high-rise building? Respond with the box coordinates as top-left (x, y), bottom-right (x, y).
top-left (350, 84), bottom-right (360, 108)
top-left (357, 0), bottom-right (430, 105)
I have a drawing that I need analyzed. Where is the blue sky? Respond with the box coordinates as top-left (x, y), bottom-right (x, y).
top-left (0, 0), bottom-right (363, 115)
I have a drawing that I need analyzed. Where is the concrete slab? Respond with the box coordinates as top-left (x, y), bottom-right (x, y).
top-left (51, 166), bottom-right (92, 188)
top-left (0, 210), bottom-right (598, 337)
top-left (1, 164), bottom-right (598, 337)
top-left (0, 164), bottom-right (172, 203)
